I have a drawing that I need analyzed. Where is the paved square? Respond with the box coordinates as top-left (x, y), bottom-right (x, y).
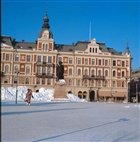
top-left (1, 101), bottom-right (140, 142)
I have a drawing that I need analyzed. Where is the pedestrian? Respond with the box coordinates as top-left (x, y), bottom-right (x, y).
top-left (25, 89), bottom-right (34, 106)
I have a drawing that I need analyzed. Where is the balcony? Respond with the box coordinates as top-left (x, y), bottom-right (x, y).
top-left (36, 73), bottom-right (54, 78)
top-left (36, 62), bottom-right (55, 67)
top-left (83, 75), bottom-right (105, 80)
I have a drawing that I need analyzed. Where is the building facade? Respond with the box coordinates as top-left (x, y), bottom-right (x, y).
top-left (1, 12), bottom-right (132, 102)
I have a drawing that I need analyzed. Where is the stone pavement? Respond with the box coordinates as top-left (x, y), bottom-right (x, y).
top-left (1, 100), bottom-right (140, 142)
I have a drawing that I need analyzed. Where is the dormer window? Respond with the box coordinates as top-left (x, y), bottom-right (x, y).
top-left (95, 48), bottom-right (97, 53)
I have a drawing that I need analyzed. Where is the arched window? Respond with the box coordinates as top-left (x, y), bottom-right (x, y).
top-left (78, 69), bottom-right (81, 75)
top-left (37, 66), bottom-right (40, 73)
top-left (26, 66), bottom-right (30, 74)
top-left (91, 69), bottom-right (94, 76)
top-left (43, 44), bottom-right (45, 50)
top-left (95, 48), bottom-right (97, 53)
top-left (4, 77), bottom-right (8, 83)
top-left (77, 80), bottom-right (81, 86)
top-left (14, 77), bottom-right (18, 83)
top-left (105, 70), bottom-right (108, 76)
top-left (98, 70), bottom-right (101, 76)
top-left (113, 81), bottom-right (116, 87)
top-left (113, 71), bottom-right (116, 77)
top-left (36, 78), bottom-right (40, 84)
top-left (122, 81), bottom-right (125, 87)
top-left (122, 71), bottom-right (125, 77)
top-left (90, 48), bottom-right (92, 52)
top-left (68, 79), bottom-right (72, 86)
top-left (5, 65), bottom-right (9, 73)
top-left (14, 65), bottom-right (18, 72)
top-left (25, 78), bottom-right (29, 84)
top-left (69, 68), bottom-right (72, 75)
top-left (46, 44), bottom-right (48, 50)
top-left (47, 67), bottom-right (51, 73)
top-left (84, 69), bottom-right (88, 75)
top-left (42, 78), bottom-right (45, 84)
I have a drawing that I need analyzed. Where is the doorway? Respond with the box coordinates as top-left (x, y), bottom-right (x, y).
top-left (90, 90), bottom-right (95, 102)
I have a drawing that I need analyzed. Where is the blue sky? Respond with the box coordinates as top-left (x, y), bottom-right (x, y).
top-left (2, 0), bottom-right (139, 70)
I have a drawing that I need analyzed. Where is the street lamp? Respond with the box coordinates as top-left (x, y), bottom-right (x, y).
top-left (15, 70), bottom-right (20, 104)
top-left (124, 76), bottom-right (130, 108)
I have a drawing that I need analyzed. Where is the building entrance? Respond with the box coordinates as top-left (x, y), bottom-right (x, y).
top-left (89, 90), bottom-right (95, 102)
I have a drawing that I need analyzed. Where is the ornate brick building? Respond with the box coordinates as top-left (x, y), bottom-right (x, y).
top-left (1, 11), bottom-right (132, 102)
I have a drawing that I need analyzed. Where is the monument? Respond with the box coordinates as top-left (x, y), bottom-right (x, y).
top-left (53, 61), bottom-right (67, 99)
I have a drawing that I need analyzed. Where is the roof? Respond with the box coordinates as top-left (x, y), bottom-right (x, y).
top-left (107, 48), bottom-right (122, 55)
top-left (132, 67), bottom-right (140, 73)
top-left (1, 36), bottom-right (13, 46)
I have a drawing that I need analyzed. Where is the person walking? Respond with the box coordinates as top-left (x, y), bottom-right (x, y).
top-left (25, 89), bottom-right (33, 106)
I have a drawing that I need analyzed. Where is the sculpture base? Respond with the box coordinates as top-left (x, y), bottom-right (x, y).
top-left (53, 80), bottom-right (67, 99)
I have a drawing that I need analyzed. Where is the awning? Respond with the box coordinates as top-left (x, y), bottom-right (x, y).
top-left (98, 91), bottom-right (111, 97)
top-left (114, 92), bottom-right (126, 97)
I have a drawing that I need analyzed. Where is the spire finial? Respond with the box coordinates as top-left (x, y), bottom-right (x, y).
top-left (125, 38), bottom-right (130, 54)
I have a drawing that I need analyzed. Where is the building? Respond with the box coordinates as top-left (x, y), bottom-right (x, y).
top-left (1, 11), bottom-right (133, 102)
top-left (132, 67), bottom-right (140, 80)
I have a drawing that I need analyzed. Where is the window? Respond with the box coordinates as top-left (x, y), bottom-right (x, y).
top-left (105, 70), bottom-right (108, 76)
top-left (105, 60), bottom-right (108, 66)
top-left (122, 81), bottom-right (125, 87)
top-left (37, 56), bottom-right (41, 62)
top-left (47, 79), bottom-right (51, 85)
top-left (92, 59), bottom-right (95, 65)
top-left (105, 81), bottom-right (108, 87)
top-left (99, 59), bottom-right (101, 65)
top-left (85, 58), bottom-right (88, 65)
top-left (5, 65), bottom-right (9, 73)
top-left (15, 54), bottom-right (19, 61)
top-left (68, 79), bottom-right (72, 86)
top-left (26, 66), bottom-right (30, 74)
top-left (69, 57), bottom-right (72, 64)
top-left (25, 78), bottom-right (29, 84)
top-left (78, 58), bottom-right (81, 64)
top-left (122, 71), bottom-right (125, 77)
top-left (37, 66), bottom-right (40, 73)
top-left (6, 54), bottom-right (9, 61)
top-left (113, 60), bottom-right (116, 66)
top-left (42, 78), bottom-right (45, 84)
top-left (113, 71), bottom-right (116, 77)
top-left (1, 53), bottom-right (2, 60)
top-left (113, 81), bottom-right (116, 87)
top-left (95, 48), bottom-right (97, 53)
top-left (14, 65), bottom-right (18, 72)
top-left (98, 70), bottom-right (101, 76)
top-left (43, 56), bottom-right (46, 63)
top-left (122, 61), bottom-right (125, 67)
top-left (91, 69), bottom-right (94, 76)
top-left (14, 77), bottom-right (18, 84)
top-left (42, 67), bottom-right (46, 74)
top-left (36, 78), bottom-right (40, 84)
top-left (46, 44), bottom-right (48, 50)
top-left (58, 57), bottom-right (62, 62)
top-left (43, 44), bottom-right (45, 50)
top-left (4, 77), bottom-right (8, 83)
top-left (90, 48), bottom-right (92, 52)
top-left (93, 48), bottom-right (94, 53)
top-left (27, 55), bottom-right (30, 62)
top-left (98, 80), bottom-right (101, 87)
top-left (84, 79), bottom-right (87, 86)
top-left (48, 56), bottom-right (52, 63)
top-left (47, 67), bottom-right (51, 73)
top-left (84, 69), bottom-right (88, 75)
top-left (91, 80), bottom-right (94, 86)
top-left (77, 80), bottom-right (81, 86)
top-left (78, 69), bottom-right (81, 75)
top-left (69, 68), bottom-right (72, 75)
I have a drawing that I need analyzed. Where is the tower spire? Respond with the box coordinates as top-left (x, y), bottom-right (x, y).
top-left (42, 5), bottom-right (50, 29)
top-left (125, 38), bottom-right (130, 54)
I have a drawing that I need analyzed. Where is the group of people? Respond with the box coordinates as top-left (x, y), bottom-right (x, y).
top-left (25, 89), bottom-right (34, 106)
